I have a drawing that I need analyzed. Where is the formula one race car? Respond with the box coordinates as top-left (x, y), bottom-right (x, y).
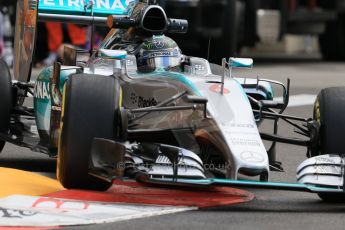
top-left (1, 0), bottom-right (345, 202)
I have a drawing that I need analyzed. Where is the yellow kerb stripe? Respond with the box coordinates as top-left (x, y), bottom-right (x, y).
top-left (0, 167), bottom-right (64, 198)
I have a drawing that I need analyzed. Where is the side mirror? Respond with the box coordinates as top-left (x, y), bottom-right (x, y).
top-left (98, 49), bottom-right (127, 60)
top-left (220, 57), bottom-right (253, 91)
top-left (91, 49), bottom-right (128, 75)
top-left (228, 58), bottom-right (253, 69)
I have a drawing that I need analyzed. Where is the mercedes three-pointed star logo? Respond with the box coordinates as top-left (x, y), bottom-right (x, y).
top-left (240, 151), bottom-right (265, 163)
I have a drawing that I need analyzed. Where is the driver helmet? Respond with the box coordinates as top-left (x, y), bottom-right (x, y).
top-left (137, 35), bottom-right (183, 73)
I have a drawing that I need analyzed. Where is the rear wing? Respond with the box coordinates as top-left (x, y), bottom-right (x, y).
top-left (14, 0), bottom-right (137, 82)
top-left (37, 0), bottom-right (137, 25)
top-left (38, 0), bottom-right (133, 16)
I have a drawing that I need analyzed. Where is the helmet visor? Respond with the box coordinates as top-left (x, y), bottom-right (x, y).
top-left (140, 48), bottom-right (182, 72)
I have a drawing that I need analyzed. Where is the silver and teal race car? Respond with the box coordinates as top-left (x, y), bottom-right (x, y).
top-left (1, 0), bottom-right (345, 202)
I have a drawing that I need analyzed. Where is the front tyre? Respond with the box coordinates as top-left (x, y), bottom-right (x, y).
top-left (313, 87), bottom-right (345, 202)
top-left (58, 74), bottom-right (120, 191)
top-left (0, 58), bottom-right (12, 153)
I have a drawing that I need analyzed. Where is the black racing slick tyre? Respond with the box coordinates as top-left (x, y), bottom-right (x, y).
top-left (58, 74), bottom-right (120, 191)
top-left (313, 87), bottom-right (345, 202)
top-left (314, 87), bottom-right (345, 155)
top-left (0, 58), bottom-right (12, 153)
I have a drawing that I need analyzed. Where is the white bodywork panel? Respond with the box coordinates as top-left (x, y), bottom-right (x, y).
top-left (189, 75), bottom-right (269, 179)
top-left (297, 154), bottom-right (344, 187)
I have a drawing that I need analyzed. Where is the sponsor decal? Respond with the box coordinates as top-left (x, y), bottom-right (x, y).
top-left (39, 0), bottom-right (134, 11)
top-left (315, 156), bottom-right (338, 164)
top-left (0, 207), bottom-right (37, 218)
top-left (34, 81), bottom-right (51, 100)
top-left (153, 39), bottom-right (164, 49)
top-left (222, 122), bottom-right (255, 129)
top-left (138, 96), bottom-right (157, 108)
top-left (146, 50), bottom-right (178, 58)
top-left (144, 38), bottom-right (177, 50)
top-left (313, 165), bottom-right (342, 174)
top-left (240, 151), bottom-right (265, 163)
top-left (0, 195), bottom-right (194, 227)
top-left (130, 92), bottom-right (158, 108)
top-left (31, 197), bottom-right (90, 210)
top-left (209, 84), bottom-right (229, 94)
top-left (230, 137), bottom-right (260, 147)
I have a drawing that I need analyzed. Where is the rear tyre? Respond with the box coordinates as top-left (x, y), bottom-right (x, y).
top-left (57, 74), bottom-right (120, 191)
top-left (0, 58), bottom-right (12, 153)
top-left (313, 87), bottom-right (345, 202)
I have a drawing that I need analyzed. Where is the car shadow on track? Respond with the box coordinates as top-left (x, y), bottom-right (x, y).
top-left (201, 197), bottom-right (345, 213)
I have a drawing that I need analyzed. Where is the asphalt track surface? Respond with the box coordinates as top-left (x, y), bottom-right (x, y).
top-left (2, 59), bottom-right (345, 229)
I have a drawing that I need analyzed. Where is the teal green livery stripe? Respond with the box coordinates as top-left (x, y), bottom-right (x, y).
top-left (149, 178), bottom-right (343, 193)
top-left (210, 178), bottom-right (342, 192)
